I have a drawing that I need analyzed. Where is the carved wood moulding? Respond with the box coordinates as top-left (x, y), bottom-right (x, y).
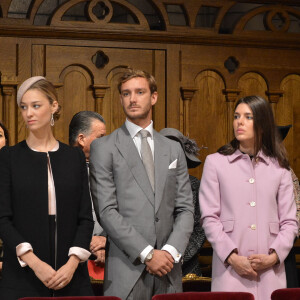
top-left (0, 0), bottom-right (299, 47)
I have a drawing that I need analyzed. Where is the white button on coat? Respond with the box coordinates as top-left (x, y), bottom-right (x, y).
top-left (250, 201), bottom-right (256, 207)
top-left (249, 178), bottom-right (255, 184)
top-left (251, 224), bottom-right (256, 230)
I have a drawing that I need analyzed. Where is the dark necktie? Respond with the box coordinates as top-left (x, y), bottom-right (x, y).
top-left (140, 129), bottom-right (155, 191)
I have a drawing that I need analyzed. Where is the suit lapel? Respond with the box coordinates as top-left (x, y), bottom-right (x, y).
top-left (115, 124), bottom-right (155, 206)
top-left (153, 130), bottom-right (169, 213)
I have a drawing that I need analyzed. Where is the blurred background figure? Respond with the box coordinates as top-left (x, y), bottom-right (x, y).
top-left (160, 128), bottom-right (206, 277)
top-left (0, 121), bottom-right (9, 274)
top-left (69, 111), bottom-right (107, 279)
top-left (0, 76), bottom-right (94, 299)
top-left (69, 111), bottom-right (106, 163)
top-left (278, 125), bottom-right (300, 288)
top-left (0, 121), bottom-right (9, 149)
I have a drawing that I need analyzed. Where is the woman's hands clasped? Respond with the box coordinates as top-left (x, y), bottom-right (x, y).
top-left (32, 260), bottom-right (56, 287)
top-left (227, 251), bottom-right (278, 279)
top-left (227, 253), bottom-right (257, 279)
top-left (21, 251), bottom-right (79, 290)
top-left (47, 255), bottom-right (80, 290)
top-left (248, 252), bottom-right (279, 271)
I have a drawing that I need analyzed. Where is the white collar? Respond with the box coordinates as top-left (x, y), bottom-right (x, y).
top-left (125, 119), bottom-right (154, 139)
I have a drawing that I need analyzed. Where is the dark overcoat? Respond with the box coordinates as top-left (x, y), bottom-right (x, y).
top-left (0, 141), bottom-right (94, 299)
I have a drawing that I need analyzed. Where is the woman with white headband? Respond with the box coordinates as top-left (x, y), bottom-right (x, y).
top-left (0, 76), bottom-right (94, 299)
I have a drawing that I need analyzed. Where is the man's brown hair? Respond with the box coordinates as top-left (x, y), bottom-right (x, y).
top-left (118, 69), bottom-right (157, 95)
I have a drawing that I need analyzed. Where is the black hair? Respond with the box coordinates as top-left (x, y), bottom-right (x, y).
top-left (0, 121), bottom-right (9, 146)
top-left (218, 95), bottom-right (289, 169)
top-left (69, 111), bottom-right (105, 146)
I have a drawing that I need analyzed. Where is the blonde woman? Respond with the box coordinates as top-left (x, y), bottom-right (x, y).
top-left (0, 77), bottom-right (94, 299)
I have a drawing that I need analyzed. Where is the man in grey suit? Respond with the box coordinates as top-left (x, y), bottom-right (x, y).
top-left (89, 69), bottom-right (194, 300)
top-left (69, 111), bottom-right (107, 264)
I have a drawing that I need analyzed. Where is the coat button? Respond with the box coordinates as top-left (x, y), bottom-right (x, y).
top-left (249, 178), bottom-right (255, 184)
top-left (250, 224), bottom-right (256, 230)
top-left (155, 217), bottom-right (159, 222)
top-left (250, 201), bottom-right (256, 207)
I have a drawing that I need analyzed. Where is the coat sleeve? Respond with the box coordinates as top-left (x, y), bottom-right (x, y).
top-left (164, 145), bottom-right (194, 255)
top-left (89, 138), bottom-right (150, 263)
top-left (269, 168), bottom-right (298, 263)
top-left (199, 155), bottom-right (237, 263)
top-left (70, 148), bottom-right (94, 250)
top-left (0, 147), bottom-right (27, 250)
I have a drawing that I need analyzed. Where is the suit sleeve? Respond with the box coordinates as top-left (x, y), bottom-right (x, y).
top-left (70, 148), bottom-right (94, 250)
top-left (199, 155), bottom-right (237, 263)
top-left (164, 145), bottom-right (194, 255)
top-left (269, 168), bottom-right (298, 263)
top-left (0, 147), bottom-right (27, 250)
top-left (89, 138), bottom-right (150, 263)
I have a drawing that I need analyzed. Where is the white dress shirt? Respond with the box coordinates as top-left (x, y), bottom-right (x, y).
top-left (125, 119), bottom-right (181, 263)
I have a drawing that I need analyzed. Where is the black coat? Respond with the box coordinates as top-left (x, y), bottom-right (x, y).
top-left (0, 141), bottom-right (94, 299)
top-left (182, 175), bottom-right (206, 276)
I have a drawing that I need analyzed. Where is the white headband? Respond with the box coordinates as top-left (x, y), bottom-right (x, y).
top-left (17, 76), bottom-right (46, 106)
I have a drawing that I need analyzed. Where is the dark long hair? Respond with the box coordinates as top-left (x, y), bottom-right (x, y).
top-left (218, 95), bottom-right (289, 170)
top-left (0, 121), bottom-right (9, 146)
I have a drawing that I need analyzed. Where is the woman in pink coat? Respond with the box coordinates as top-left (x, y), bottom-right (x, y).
top-left (199, 95), bottom-right (298, 300)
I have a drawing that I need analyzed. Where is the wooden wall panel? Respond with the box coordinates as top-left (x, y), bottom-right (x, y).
top-left (17, 39), bottom-right (34, 143)
top-left (152, 50), bottom-right (166, 132)
top-left (279, 75), bottom-right (300, 174)
top-left (0, 37), bottom-right (18, 145)
top-left (0, 37), bottom-right (298, 178)
top-left (56, 66), bottom-right (94, 142)
top-left (166, 45), bottom-right (181, 129)
top-left (25, 45), bottom-right (167, 143)
top-left (187, 71), bottom-right (226, 179)
top-left (237, 72), bottom-right (268, 99)
top-left (32, 45), bottom-right (45, 76)
top-left (106, 67), bottom-right (128, 134)
top-left (0, 37), bottom-right (17, 76)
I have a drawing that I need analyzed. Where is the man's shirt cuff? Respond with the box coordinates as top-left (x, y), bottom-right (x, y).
top-left (139, 245), bottom-right (154, 263)
top-left (162, 244), bottom-right (181, 263)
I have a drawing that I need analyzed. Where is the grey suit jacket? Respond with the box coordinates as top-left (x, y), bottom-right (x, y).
top-left (92, 205), bottom-right (104, 236)
top-left (89, 124), bottom-right (194, 299)
top-left (87, 163), bottom-right (105, 236)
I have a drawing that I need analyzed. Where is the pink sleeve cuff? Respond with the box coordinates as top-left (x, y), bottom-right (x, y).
top-left (16, 242), bottom-right (33, 267)
top-left (68, 247), bottom-right (91, 262)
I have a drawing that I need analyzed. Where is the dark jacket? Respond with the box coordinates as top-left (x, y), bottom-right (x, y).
top-left (182, 175), bottom-right (206, 276)
top-left (0, 141), bottom-right (93, 299)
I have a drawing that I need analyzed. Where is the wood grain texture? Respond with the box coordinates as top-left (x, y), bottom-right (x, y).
top-left (0, 0), bottom-right (299, 179)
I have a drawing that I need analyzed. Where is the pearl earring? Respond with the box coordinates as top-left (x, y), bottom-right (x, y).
top-left (50, 114), bottom-right (54, 126)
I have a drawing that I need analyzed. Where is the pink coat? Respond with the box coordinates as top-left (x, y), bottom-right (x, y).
top-left (199, 150), bottom-right (298, 300)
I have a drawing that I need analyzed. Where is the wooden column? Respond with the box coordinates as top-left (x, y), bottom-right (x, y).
top-left (266, 90), bottom-right (284, 117)
top-left (223, 89), bottom-right (241, 141)
top-left (180, 87), bottom-right (197, 136)
top-left (93, 85), bottom-right (109, 115)
top-left (1, 79), bottom-right (18, 144)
